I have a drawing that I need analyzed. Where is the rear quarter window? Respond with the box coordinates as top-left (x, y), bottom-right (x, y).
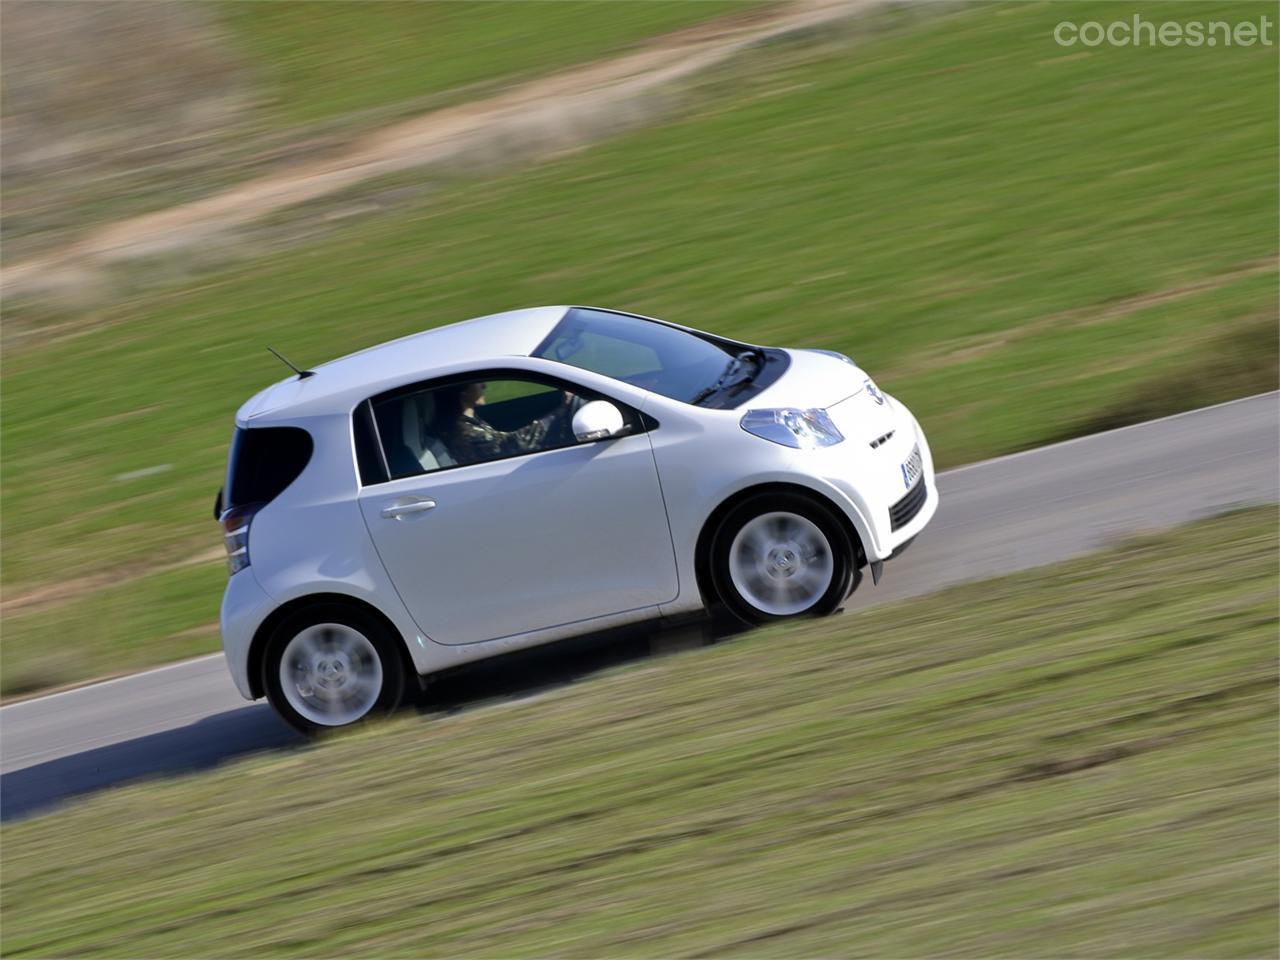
top-left (225, 426), bottom-right (313, 509)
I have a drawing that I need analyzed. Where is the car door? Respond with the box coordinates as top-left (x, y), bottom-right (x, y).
top-left (356, 372), bottom-right (677, 645)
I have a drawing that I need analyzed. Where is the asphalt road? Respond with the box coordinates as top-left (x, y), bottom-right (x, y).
top-left (3, 393), bottom-right (1277, 821)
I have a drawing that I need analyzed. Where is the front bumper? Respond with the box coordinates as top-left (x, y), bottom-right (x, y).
top-left (806, 394), bottom-right (939, 562)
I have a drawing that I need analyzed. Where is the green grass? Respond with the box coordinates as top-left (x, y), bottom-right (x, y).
top-left (0, 562), bottom-right (224, 698)
top-left (215, 0), bottom-right (763, 128)
top-left (1, 0), bottom-right (1276, 693)
top-left (3, 510), bottom-right (1276, 957)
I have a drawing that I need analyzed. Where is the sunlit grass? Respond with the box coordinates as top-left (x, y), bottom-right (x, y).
top-left (216, 0), bottom-right (765, 127)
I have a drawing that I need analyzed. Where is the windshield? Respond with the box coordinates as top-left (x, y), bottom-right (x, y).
top-left (533, 308), bottom-right (740, 404)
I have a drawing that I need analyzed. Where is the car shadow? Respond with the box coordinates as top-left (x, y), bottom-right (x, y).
top-left (1, 619), bottom-right (723, 823)
top-left (0, 704), bottom-right (304, 823)
top-left (417, 618), bottom-right (718, 714)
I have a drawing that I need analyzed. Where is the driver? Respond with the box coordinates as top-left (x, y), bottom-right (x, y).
top-left (435, 382), bottom-right (575, 465)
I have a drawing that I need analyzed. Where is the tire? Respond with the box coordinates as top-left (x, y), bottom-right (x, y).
top-left (263, 602), bottom-right (405, 735)
top-left (709, 492), bottom-right (856, 626)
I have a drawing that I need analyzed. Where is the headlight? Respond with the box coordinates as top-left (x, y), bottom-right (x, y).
top-left (740, 408), bottom-right (844, 449)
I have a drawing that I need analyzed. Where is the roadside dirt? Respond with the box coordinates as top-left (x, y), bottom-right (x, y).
top-left (0, 1), bottom-right (249, 261)
top-left (2, 0), bottom-right (883, 305)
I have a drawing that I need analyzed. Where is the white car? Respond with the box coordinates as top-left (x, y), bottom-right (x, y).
top-left (217, 306), bottom-right (937, 732)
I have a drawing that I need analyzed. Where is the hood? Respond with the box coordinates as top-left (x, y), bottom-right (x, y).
top-left (748, 348), bottom-right (866, 410)
top-left (825, 375), bottom-right (900, 446)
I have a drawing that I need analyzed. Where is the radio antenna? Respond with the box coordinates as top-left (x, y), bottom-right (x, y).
top-left (267, 346), bottom-right (314, 379)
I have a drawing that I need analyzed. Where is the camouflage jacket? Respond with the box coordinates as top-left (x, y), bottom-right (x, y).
top-left (446, 413), bottom-right (551, 464)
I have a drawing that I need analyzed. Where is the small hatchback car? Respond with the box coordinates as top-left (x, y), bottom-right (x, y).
top-left (217, 306), bottom-right (937, 731)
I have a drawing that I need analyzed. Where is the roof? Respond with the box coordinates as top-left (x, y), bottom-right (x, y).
top-left (238, 306), bottom-right (569, 423)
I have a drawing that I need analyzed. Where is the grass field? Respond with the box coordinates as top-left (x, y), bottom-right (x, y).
top-left (215, 1), bottom-right (764, 128)
top-left (2, 510), bottom-right (1276, 957)
top-left (1, 0), bottom-right (1276, 694)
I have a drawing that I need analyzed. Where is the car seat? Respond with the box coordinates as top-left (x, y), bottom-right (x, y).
top-left (401, 392), bottom-right (457, 471)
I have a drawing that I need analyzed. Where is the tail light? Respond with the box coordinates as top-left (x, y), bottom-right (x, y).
top-left (221, 503), bottom-right (262, 575)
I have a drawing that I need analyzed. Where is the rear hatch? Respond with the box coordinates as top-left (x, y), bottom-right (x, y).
top-left (236, 376), bottom-right (314, 424)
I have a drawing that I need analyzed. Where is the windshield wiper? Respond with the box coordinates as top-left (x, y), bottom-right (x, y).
top-left (689, 350), bottom-right (763, 406)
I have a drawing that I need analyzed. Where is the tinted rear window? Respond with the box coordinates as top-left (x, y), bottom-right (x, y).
top-left (225, 426), bottom-right (313, 510)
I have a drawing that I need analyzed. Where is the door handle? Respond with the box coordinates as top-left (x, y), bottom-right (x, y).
top-left (381, 498), bottom-right (437, 519)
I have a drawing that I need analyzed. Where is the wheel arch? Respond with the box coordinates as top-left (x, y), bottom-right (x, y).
top-left (693, 482), bottom-right (867, 611)
top-left (246, 592), bottom-right (415, 700)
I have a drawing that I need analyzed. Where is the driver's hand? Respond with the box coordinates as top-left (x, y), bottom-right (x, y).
top-left (559, 390), bottom-right (575, 409)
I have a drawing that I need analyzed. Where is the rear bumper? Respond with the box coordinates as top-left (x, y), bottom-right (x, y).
top-left (220, 569), bottom-right (274, 700)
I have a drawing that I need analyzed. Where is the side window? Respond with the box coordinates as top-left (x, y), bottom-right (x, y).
top-left (370, 376), bottom-right (601, 480)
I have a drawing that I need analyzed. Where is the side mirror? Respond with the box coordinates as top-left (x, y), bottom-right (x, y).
top-left (572, 400), bottom-right (625, 442)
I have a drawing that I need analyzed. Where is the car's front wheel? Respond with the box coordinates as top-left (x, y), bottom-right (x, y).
top-left (263, 603), bottom-right (405, 734)
top-left (710, 492), bottom-right (855, 626)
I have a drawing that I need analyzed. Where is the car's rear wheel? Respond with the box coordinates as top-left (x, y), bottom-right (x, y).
top-left (710, 492), bottom-right (854, 625)
top-left (264, 603), bottom-right (404, 734)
